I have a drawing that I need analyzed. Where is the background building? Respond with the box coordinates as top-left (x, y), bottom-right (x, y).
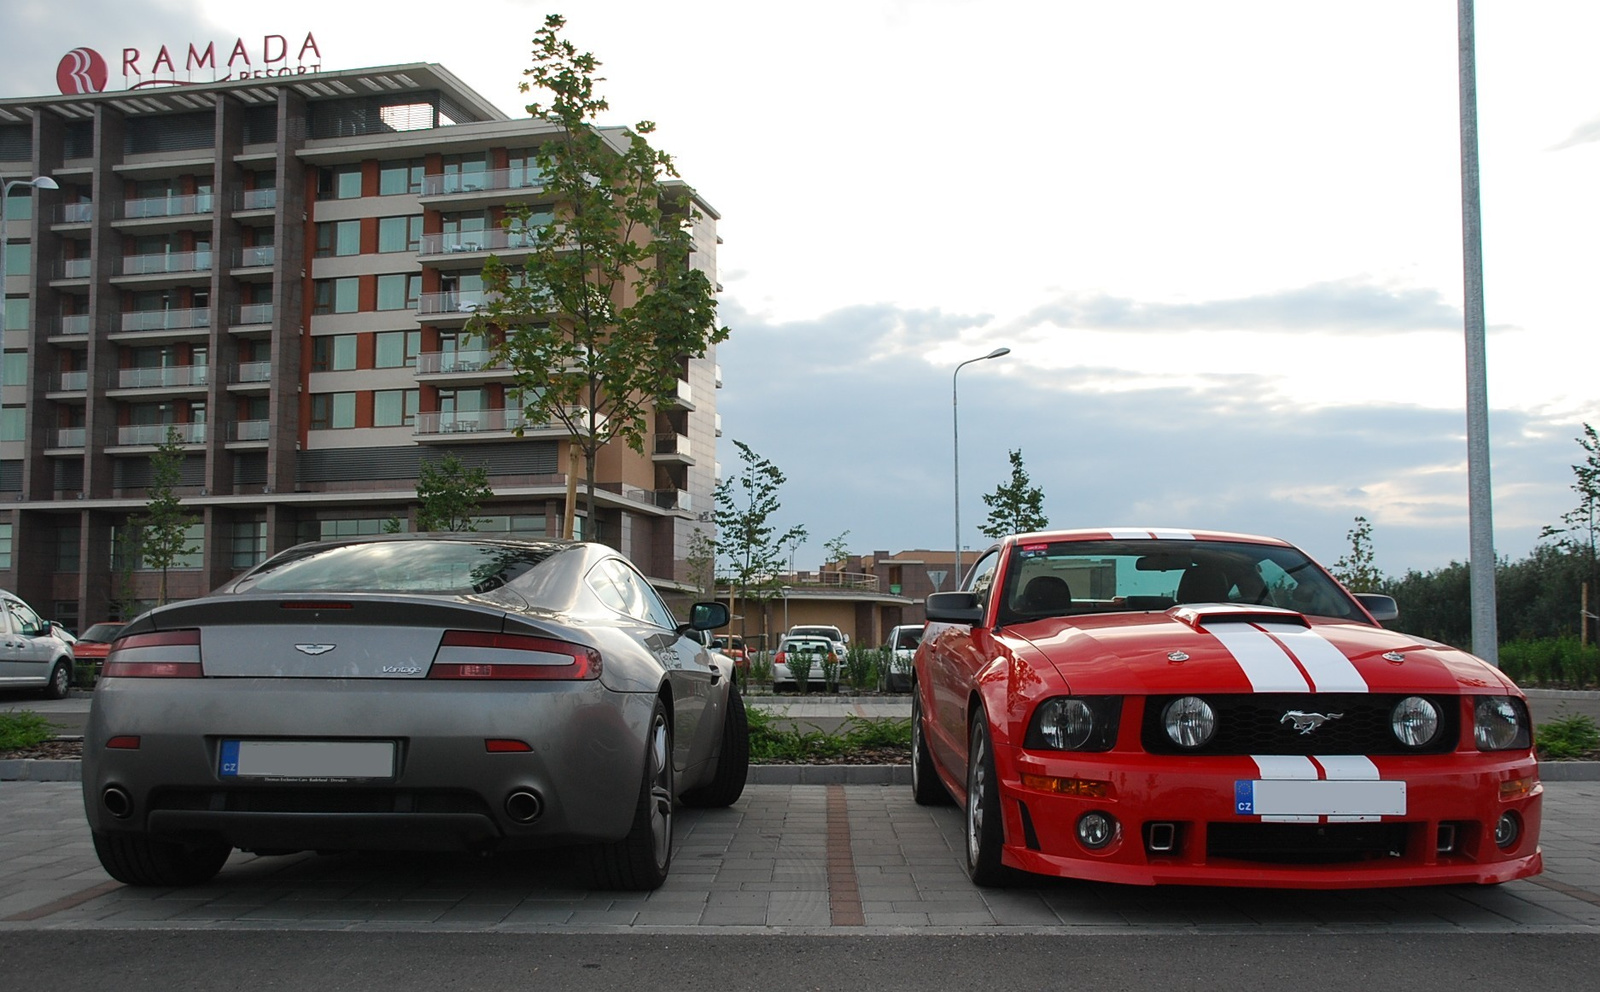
top-left (0, 63), bottom-right (720, 628)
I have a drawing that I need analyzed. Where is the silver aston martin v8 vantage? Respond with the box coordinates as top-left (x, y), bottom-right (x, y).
top-left (82, 534), bottom-right (748, 890)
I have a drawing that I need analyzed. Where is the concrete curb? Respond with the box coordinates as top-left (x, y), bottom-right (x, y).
top-left (0, 759), bottom-right (81, 782)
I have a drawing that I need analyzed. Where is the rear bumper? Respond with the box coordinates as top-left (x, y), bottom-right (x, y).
top-left (995, 745), bottom-right (1543, 888)
top-left (82, 676), bottom-right (654, 854)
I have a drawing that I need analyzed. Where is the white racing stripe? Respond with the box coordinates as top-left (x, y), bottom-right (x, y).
top-left (1205, 625), bottom-right (1310, 692)
top-left (1257, 623), bottom-right (1369, 693)
top-left (1249, 755), bottom-right (1319, 822)
top-left (1315, 756), bottom-right (1386, 822)
top-left (1247, 755), bottom-right (1399, 823)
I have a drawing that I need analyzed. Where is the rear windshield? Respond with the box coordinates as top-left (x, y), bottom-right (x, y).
top-left (892, 629), bottom-right (923, 650)
top-left (79, 623), bottom-right (125, 643)
top-left (997, 538), bottom-right (1363, 624)
top-left (233, 541), bottom-right (556, 596)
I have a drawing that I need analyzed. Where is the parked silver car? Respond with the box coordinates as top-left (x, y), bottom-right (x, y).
top-left (0, 590), bottom-right (75, 699)
top-left (82, 534), bottom-right (748, 890)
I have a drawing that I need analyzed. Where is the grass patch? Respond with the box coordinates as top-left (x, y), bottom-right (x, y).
top-left (0, 711), bottom-right (55, 751)
top-left (1538, 713), bottom-right (1600, 760)
top-left (746, 708), bottom-right (910, 763)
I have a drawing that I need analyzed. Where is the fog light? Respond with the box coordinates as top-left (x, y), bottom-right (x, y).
top-left (1076, 811), bottom-right (1117, 850)
top-left (1495, 812), bottom-right (1521, 850)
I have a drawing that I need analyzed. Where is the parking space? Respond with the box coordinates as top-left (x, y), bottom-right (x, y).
top-left (3, 780), bottom-right (1598, 933)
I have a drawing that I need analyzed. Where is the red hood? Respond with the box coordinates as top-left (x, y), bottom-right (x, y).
top-left (1000, 604), bottom-right (1520, 697)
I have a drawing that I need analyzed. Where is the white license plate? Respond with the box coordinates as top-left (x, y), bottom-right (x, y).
top-left (220, 740), bottom-right (395, 780)
top-left (1234, 778), bottom-right (1406, 817)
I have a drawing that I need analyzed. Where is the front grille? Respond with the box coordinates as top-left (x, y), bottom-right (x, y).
top-left (1207, 822), bottom-right (1411, 864)
top-left (1141, 693), bottom-right (1459, 755)
top-left (149, 787), bottom-right (492, 817)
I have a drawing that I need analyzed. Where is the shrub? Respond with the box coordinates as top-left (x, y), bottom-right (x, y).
top-left (747, 652), bottom-right (773, 692)
top-left (0, 711), bottom-right (55, 751)
top-left (842, 646), bottom-right (878, 692)
top-left (789, 650), bottom-right (815, 693)
top-left (1499, 637), bottom-right (1598, 689)
top-left (1538, 713), bottom-right (1600, 760)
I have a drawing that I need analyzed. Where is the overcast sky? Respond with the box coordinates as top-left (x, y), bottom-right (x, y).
top-left (5, 0), bottom-right (1598, 576)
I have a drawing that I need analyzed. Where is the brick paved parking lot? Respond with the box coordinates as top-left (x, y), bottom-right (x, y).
top-left (3, 780), bottom-right (1598, 934)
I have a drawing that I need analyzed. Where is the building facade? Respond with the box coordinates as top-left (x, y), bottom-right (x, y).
top-left (0, 63), bottom-right (720, 629)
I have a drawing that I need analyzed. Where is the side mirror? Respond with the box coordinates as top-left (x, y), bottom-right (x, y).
top-left (686, 601), bottom-right (731, 632)
top-left (1354, 593), bottom-right (1399, 623)
top-left (39, 620), bottom-right (54, 637)
top-left (925, 591), bottom-right (984, 624)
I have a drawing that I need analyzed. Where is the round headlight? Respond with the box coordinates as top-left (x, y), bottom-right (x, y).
top-left (1036, 698), bottom-right (1096, 750)
top-left (1475, 697), bottom-right (1523, 750)
top-left (1163, 696), bottom-right (1216, 748)
top-left (1391, 696), bottom-right (1440, 748)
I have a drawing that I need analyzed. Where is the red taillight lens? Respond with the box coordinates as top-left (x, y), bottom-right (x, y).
top-left (102, 630), bottom-right (203, 678)
top-left (428, 631), bottom-right (602, 681)
top-left (775, 651), bottom-right (787, 665)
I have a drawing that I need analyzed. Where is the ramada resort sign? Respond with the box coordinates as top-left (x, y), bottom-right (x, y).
top-left (57, 33), bottom-right (324, 95)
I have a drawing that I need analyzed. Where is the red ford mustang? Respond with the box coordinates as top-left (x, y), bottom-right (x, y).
top-left (912, 528), bottom-right (1542, 889)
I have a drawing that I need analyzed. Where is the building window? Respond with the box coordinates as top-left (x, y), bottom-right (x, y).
top-left (310, 392), bottom-right (357, 430)
top-left (56, 525), bottom-right (81, 572)
top-left (111, 522), bottom-right (202, 570)
top-left (377, 215), bottom-right (422, 253)
top-left (2, 351), bottom-right (26, 386)
top-left (3, 242), bottom-right (28, 277)
top-left (0, 523), bottom-right (11, 569)
top-left (230, 521), bottom-right (267, 570)
top-left (312, 278), bottom-right (359, 315)
top-left (3, 297), bottom-right (27, 331)
top-left (320, 164), bottom-right (362, 200)
top-left (312, 335), bottom-right (358, 372)
top-left (374, 330), bottom-right (420, 368)
top-left (378, 159), bottom-right (424, 195)
top-left (473, 515), bottom-right (546, 535)
top-left (0, 406), bottom-right (23, 441)
top-left (373, 389), bottom-right (418, 427)
top-left (315, 220), bottom-right (361, 257)
top-left (311, 518), bottom-right (403, 541)
top-left (375, 273), bottom-right (420, 311)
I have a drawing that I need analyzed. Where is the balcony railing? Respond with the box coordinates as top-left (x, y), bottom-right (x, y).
top-left (237, 188), bottom-right (277, 210)
top-left (419, 168), bottom-right (548, 197)
top-left (122, 193), bottom-right (214, 219)
top-left (55, 428), bottom-right (86, 448)
top-left (60, 257), bottom-right (92, 279)
top-left (230, 419), bottom-right (270, 441)
top-left (415, 349), bottom-right (505, 375)
top-left (58, 314), bottom-right (90, 335)
top-left (120, 307), bottom-right (210, 332)
top-left (56, 371), bottom-right (89, 391)
top-left (120, 251), bottom-right (212, 276)
top-left (416, 291), bottom-right (494, 316)
top-left (235, 245), bottom-right (274, 267)
top-left (233, 302), bottom-right (273, 325)
top-left (653, 432), bottom-right (691, 458)
top-left (117, 423), bottom-right (206, 445)
top-left (117, 365), bottom-right (209, 389)
top-left (417, 226), bottom-right (545, 256)
top-left (414, 407), bottom-right (598, 437)
top-left (233, 361), bottom-right (271, 384)
top-left (58, 202), bottom-right (93, 224)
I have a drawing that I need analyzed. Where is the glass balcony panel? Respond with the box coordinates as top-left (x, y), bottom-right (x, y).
top-left (61, 257), bottom-right (92, 279)
top-left (57, 371), bottom-right (89, 391)
top-left (419, 167), bottom-right (547, 197)
top-left (121, 251), bottom-right (213, 275)
top-left (117, 423), bottom-right (206, 445)
top-left (234, 361), bottom-right (272, 384)
top-left (236, 245), bottom-right (275, 267)
top-left (117, 365), bottom-right (208, 389)
top-left (59, 203), bottom-right (93, 224)
top-left (122, 192), bottom-right (215, 219)
top-left (59, 314), bottom-right (91, 335)
top-left (231, 419), bottom-right (270, 441)
top-left (238, 188), bottom-right (277, 210)
top-left (234, 303), bottom-right (274, 325)
top-left (120, 307), bottom-right (211, 332)
top-left (56, 428), bottom-right (87, 448)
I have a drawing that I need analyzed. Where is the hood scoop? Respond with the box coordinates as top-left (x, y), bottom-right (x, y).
top-left (1169, 603), bottom-right (1310, 632)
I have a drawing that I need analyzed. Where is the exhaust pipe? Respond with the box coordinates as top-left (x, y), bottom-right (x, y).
top-left (505, 789), bottom-right (544, 824)
top-left (102, 786), bottom-right (133, 820)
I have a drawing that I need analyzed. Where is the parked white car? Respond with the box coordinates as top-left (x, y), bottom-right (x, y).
top-left (882, 624), bottom-right (922, 692)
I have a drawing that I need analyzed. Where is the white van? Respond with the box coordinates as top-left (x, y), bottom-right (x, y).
top-left (0, 590), bottom-right (76, 698)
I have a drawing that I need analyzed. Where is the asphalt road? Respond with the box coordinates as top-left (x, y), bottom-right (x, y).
top-left (4, 931), bottom-right (1599, 992)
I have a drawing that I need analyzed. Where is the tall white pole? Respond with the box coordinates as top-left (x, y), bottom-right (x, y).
top-left (952, 347), bottom-right (1010, 583)
top-left (1458, 0), bottom-right (1498, 665)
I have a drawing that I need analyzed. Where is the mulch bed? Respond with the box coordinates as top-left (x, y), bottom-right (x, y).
top-left (2, 739), bottom-right (83, 760)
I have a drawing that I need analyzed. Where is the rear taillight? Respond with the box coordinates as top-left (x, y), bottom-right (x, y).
top-left (428, 631), bottom-right (602, 681)
top-left (102, 630), bottom-right (203, 678)
top-left (774, 651), bottom-right (787, 665)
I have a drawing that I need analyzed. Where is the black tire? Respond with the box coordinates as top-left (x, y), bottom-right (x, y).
top-left (589, 699), bottom-right (674, 890)
top-left (680, 684), bottom-right (749, 808)
top-left (41, 660), bottom-right (71, 700)
top-left (911, 687), bottom-right (953, 806)
top-left (965, 713), bottom-right (1012, 886)
top-left (92, 831), bottom-right (231, 887)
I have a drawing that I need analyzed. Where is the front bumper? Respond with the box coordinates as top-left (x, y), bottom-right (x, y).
top-left (995, 745), bottom-right (1543, 888)
top-left (82, 676), bottom-right (654, 854)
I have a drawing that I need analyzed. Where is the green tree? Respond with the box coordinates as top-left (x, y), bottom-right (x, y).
top-left (1332, 515), bottom-right (1385, 591)
top-left (415, 453), bottom-right (494, 532)
top-left (715, 441), bottom-right (806, 647)
top-left (1540, 423), bottom-right (1600, 641)
top-left (685, 527), bottom-right (716, 597)
top-left (823, 530), bottom-right (852, 567)
top-left (136, 427), bottom-right (198, 606)
top-left (978, 449), bottom-right (1049, 539)
top-left (476, 14), bottom-right (728, 538)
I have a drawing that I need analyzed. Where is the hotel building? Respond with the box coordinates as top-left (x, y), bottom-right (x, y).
top-left (0, 63), bottom-right (721, 628)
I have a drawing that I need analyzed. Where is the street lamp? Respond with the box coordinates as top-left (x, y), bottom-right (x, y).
top-left (953, 346), bottom-right (1010, 582)
top-left (1, 176), bottom-right (59, 329)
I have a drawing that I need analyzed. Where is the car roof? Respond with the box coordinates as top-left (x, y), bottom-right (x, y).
top-left (1003, 527), bottom-right (1293, 548)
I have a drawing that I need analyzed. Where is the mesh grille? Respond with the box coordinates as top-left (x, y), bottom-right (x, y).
top-left (1207, 822), bottom-right (1411, 864)
top-left (1141, 693), bottom-right (1459, 755)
